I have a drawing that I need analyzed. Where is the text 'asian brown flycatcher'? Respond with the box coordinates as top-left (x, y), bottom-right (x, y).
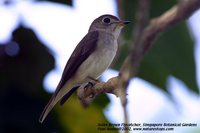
top-left (39, 14), bottom-right (130, 123)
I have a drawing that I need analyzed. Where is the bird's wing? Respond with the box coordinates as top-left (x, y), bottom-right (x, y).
top-left (39, 31), bottom-right (99, 123)
top-left (55, 31), bottom-right (99, 95)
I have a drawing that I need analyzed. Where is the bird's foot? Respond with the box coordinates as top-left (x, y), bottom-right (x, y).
top-left (83, 81), bottom-right (94, 92)
top-left (77, 78), bottom-right (98, 107)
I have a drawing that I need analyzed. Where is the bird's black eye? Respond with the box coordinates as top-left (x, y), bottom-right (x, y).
top-left (103, 17), bottom-right (111, 24)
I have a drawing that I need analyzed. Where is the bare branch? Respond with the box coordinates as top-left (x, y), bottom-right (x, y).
top-left (78, 0), bottom-right (200, 129)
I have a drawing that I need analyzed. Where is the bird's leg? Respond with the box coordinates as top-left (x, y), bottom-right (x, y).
top-left (84, 76), bottom-right (100, 90)
top-left (77, 76), bottom-right (99, 107)
top-left (83, 81), bottom-right (94, 91)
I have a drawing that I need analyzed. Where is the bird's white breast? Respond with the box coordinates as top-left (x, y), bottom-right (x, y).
top-left (74, 32), bottom-right (118, 83)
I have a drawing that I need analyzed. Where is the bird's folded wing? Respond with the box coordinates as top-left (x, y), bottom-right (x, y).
top-left (54, 31), bottom-right (99, 96)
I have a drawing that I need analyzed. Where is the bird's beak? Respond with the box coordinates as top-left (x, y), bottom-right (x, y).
top-left (118, 20), bottom-right (130, 26)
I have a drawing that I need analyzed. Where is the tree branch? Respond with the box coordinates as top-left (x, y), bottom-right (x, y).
top-left (77, 0), bottom-right (200, 129)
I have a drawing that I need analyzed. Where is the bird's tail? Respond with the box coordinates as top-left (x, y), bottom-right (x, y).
top-left (39, 95), bottom-right (56, 123)
top-left (39, 82), bottom-right (76, 123)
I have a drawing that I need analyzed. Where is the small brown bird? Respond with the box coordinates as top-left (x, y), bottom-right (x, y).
top-left (39, 14), bottom-right (129, 123)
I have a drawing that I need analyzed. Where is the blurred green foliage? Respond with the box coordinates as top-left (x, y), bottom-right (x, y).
top-left (115, 0), bottom-right (199, 93)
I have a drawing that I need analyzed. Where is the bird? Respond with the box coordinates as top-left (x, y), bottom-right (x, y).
top-left (39, 14), bottom-right (130, 123)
